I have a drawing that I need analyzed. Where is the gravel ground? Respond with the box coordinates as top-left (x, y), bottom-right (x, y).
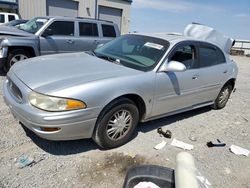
top-left (0, 56), bottom-right (249, 188)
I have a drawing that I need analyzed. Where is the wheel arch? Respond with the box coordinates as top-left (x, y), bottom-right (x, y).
top-left (96, 93), bottom-right (147, 125)
top-left (225, 78), bottom-right (236, 89)
top-left (8, 46), bottom-right (36, 57)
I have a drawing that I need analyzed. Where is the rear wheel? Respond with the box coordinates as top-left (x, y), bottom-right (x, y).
top-left (93, 98), bottom-right (139, 149)
top-left (212, 83), bottom-right (232, 109)
top-left (5, 49), bottom-right (30, 72)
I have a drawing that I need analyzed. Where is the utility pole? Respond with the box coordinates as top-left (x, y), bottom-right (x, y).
top-left (95, 0), bottom-right (98, 19)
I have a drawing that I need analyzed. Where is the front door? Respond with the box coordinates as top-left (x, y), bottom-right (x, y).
top-left (39, 21), bottom-right (77, 55)
top-left (152, 42), bottom-right (203, 117)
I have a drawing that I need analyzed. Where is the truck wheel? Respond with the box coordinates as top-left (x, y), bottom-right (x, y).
top-left (6, 49), bottom-right (30, 71)
top-left (212, 83), bottom-right (232, 109)
top-left (93, 98), bottom-right (139, 149)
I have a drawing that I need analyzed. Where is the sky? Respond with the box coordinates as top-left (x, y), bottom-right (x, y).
top-left (130, 0), bottom-right (250, 40)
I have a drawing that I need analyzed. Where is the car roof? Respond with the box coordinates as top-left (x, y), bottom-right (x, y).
top-left (134, 33), bottom-right (225, 51)
top-left (35, 16), bottom-right (115, 24)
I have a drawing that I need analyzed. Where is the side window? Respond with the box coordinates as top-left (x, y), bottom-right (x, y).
top-left (199, 45), bottom-right (218, 67)
top-left (170, 44), bottom-right (198, 69)
top-left (8, 15), bottom-right (15, 22)
top-left (46, 21), bottom-right (74, 36)
top-left (216, 48), bottom-right (226, 64)
top-left (102, 24), bottom-right (116, 37)
top-left (79, 22), bottom-right (98, 37)
top-left (0, 14), bottom-right (5, 23)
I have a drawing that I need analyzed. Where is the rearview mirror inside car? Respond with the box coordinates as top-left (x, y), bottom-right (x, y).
top-left (159, 60), bottom-right (186, 72)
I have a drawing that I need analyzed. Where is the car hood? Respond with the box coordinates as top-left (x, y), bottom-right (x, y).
top-left (11, 52), bottom-right (140, 93)
top-left (0, 26), bottom-right (34, 37)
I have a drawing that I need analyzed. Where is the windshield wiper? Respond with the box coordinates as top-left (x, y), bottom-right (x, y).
top-left (96, 54), bottom-right (121, 65)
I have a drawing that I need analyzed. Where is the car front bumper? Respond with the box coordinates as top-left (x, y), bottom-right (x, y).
top-left (3, 74), bottom-right (100, 141)
top-left (0, 47), bottom-right (8, 68)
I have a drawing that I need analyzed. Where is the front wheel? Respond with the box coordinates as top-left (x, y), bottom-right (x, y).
top-left (93, 98), bottom-right (139, 149)
top-left (5, 49), bottom-right (30, 72)
top-left (212, 83), bottom-right (232, 109)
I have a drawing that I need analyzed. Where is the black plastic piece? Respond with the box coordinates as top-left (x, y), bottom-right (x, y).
top-left (123, 165), bottom-right (175, 188)
top-left (157, 128), bottom-right (172, 139)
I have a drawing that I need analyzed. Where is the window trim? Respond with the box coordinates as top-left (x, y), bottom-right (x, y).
top-left (78, 22), bottom-right (99, 37)
top-left (167, 41), bottom-right (200, 70)
top-left (101, 24), bottom-right (116, 38)
top-left (44, 20), bottom-right (75, 36)
top-left (198, 42), bottom-right (226, 68)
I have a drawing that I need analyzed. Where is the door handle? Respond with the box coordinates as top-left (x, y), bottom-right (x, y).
top-left (223, 70), bottom-right (228, 74)
top-left (67, 40), bottom-right (74, 44)
top-left (93, 40), bottom-right (100, 45)
top-left (192, 74), bottom-right (199, 80)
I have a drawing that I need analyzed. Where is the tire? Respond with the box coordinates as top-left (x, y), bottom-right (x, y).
top-left (212, 83), bottom-right (233, 109)
top-left (5, 49), bottom-right (31, 72)
top-left (93, 98), bottom-right (139, 149)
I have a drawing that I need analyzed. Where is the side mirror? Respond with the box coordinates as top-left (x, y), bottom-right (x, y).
top-left (159, 60), bottom-right (186, 72)
top-left (42, 28), bottom-right (53, 38)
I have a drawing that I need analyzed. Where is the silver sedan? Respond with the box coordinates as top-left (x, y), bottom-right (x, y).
top-left (3, 33), bottom-right (238, 148)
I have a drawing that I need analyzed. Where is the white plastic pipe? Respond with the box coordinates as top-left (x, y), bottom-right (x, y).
top-left (175, 152), bottom-right (199, 188)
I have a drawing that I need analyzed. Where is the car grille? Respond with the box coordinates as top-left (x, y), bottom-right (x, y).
top-left (8, 78), bottom-right (23, 102)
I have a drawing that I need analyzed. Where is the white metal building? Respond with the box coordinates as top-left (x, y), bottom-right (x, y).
top-left (0, 0), bottom-right (18, 13)
top-left (18, 0), bottom-right (132, 34)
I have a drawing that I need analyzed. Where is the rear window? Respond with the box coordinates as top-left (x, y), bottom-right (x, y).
top-left (0, 14), bottom-right (4, 23)
top-left (102, 24), bottom-right (116, 37)
top-left (199, 45), bottom-right (226, 67)
top-left (8, 15), bottom-right (15, 22)
top-left (79, 22), bottom-right (98, 37)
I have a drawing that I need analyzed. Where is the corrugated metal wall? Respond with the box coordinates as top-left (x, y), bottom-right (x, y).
top-left (19, 0), bottom-right (46, 19)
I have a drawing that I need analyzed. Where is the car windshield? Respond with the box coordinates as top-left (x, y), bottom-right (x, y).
top-left (18, 17), bottom-right (49, 34)
top-left (94, 34), bottom-right (169, 71)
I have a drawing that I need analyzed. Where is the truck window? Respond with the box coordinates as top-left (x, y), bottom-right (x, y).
top-left (47, 21), bottom-right (74, 36)
top-left (8, 15), bottom-right (16, 22)
top-left (102, 24), bottom-right (116, 38)
top-left (79, 22), bottom-right (98, 37)
top-left (0, 14), bottom-right (4, 23)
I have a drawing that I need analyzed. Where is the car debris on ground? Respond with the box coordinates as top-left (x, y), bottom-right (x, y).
top-left (157, 128), bottom-right (172, 138)
top-left (206, 139), bottom-right (226, 147)
top-left (154, 141), bottom-right (167, 150)
top-left (15, 155), bottom-right (35, 169)
top-left (229, 145), bottom-right (250, 157)
top-left (171, 138), bottom-right (194, 150)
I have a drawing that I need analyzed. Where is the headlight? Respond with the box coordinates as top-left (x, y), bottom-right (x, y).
top-left (29, 91), bottom-right (86, 112)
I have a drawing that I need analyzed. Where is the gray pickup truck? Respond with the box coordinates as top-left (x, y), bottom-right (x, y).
top-left (0, 16), bottom-right (120, 71)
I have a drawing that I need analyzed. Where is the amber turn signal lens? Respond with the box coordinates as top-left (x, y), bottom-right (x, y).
top-left (66, 99), bottom-right (86, 110)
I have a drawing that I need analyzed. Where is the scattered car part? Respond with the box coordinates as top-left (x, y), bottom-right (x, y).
top-left (229, 145), bottom-right (249, 157)
top-left (157, 128), bottom-right (172, 138)
top-left (154, 141), bottom-right (167, 150)
top-left (171, 139), bottom-right (194, 150)
top-left (206, 140), bottom-right (226, 147)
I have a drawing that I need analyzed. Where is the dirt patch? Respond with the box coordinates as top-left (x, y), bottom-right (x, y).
top-left (78, 152), bottom-right (147, 187)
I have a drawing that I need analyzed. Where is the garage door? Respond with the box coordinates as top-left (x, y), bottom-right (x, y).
top-left (47, 0), bottom-right (78, 17)
top-left (98, 6), bottom-right (122, 30)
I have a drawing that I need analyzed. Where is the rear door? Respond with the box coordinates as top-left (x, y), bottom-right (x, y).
top-left (197, 42), bottom-right (229, 102)
top-left (73, 21), bottom-right (101, 51)
top-left (39, 20), bottom-right (77, 55)
top-left (98, 23), bottom-right (118, 45)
